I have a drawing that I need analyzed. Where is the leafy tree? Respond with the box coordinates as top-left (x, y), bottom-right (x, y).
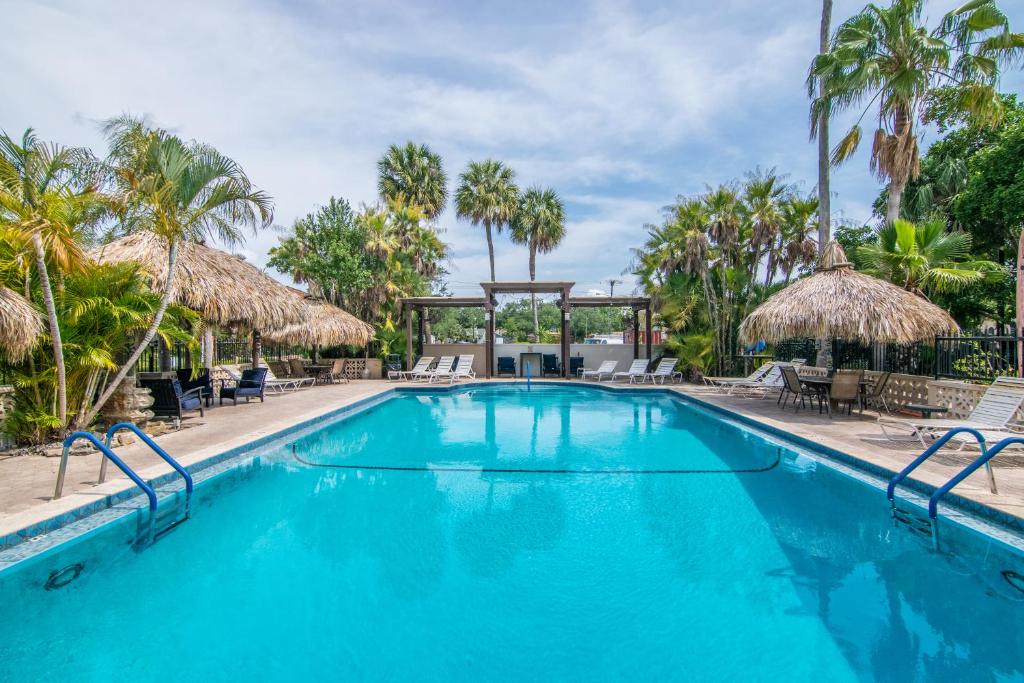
top-left (810, 0), bottom-right (1024, 225)
top-left (496, 300), bottom-right (561, 343)
top-left (455, 159), bottom-right (519, 281)
top-left (509, 186), bottom-right (566, 338)
top-left (377, 142), bottom-right (448, 219)
top-left (431, 307), bottom-right (485, 343)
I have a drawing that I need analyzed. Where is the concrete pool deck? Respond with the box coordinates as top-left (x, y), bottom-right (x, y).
top-left (1, 378), bottom-right (1022, 541)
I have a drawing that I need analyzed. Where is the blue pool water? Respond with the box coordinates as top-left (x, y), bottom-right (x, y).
top-left (1, 385), bottom-right (1022, 681)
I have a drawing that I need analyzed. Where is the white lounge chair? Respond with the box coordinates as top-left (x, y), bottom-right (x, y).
top-left (421, 356), bottom-right (455, 382)
top-left (581, 360), bottom-right (618, 381)
top-left (642, 358), bottom-right (678, 384)
top-left (727, 363), bottom-right (789, 398)
top-left (433, 354), bottom-right (475, 384)
top-left (391, 356), bottom-right (434, 381)
top-left (878, 382), bottom-right (1024, 448)
top-left (703, 362), bottom-right (776, 393)
top-left (613, 359), bottom-right (649, 383)
top-left (264, 364), bottom-right (313, 392)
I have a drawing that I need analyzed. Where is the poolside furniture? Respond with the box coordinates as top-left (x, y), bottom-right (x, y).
top-left (580, 360), bottom-right (618, 381)
top-left (828, 369), bottom-right (864, 416)
top-left (384, 354), bottom-right (402, 379)
top-left (542, 354), bottom-right (560, 377)
top-left (219, 367), bottom-right (268, 405)
top-left (176, 368), bottom-right (213, 406)
top-left (725, 363), bottom-right (788, 398)
top-left (703, 362), bottom-right (776, 393)
top-left (642, 358), bottom-right (678, 384)
top-left (264, 365), bottom-right (314, 392)
top-left (777, 366), bottom-right (819, 412)
top-left (569, 357), bottom-right (584, 376)
top-left (422, 356), bottom-right (455, 382)
top-left (877, 382), bottom-right (1024, 447)
top-left (288, 358), bottom-right (314, 381)
top-left (389, 355), bottom-right (433, 381)
top-left (433, 354), bottom-right (476, 383)
top-left (496, 356), bottom-right (516, 377)
top-left (863, 371), bottom-right (892, 413)
top-left (326, 358), bottom-right (349, 384)
top-left (140, 378), bottom-right (205, 419)
top-left (612, 359), bottom-right (649, 383)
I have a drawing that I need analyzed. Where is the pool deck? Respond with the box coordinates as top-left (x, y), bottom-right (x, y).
top-left (1, 378), bottom-right (1022, 541)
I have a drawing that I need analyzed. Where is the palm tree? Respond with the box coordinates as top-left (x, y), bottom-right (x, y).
top-left (810, 0), bottom-right (1023, 225)
top-left (815, 0), bottom-right (833, 255)
top-left (779, 194), bottom-right (820, 284)
top-left (377, 142), bottom-right (448, 220)
top-left (0, 130), bottom-right (99, 430)
top-left (455, 160), bottom-right (519, 281)
top-left (510, 187), bottom-right (565, 337)
top-left (79, 116), bottom-right (273, 428)
top-left (856, 219), bottom-right (1003, 297)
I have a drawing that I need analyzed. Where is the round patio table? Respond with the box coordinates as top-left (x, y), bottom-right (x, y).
top-left (799, 376), bottom-right (871, 416)
top-left (304, 364), bottom-right (333, 384)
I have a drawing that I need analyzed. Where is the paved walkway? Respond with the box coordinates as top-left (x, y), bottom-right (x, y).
top-left (2, 378), bottom-right (1022, 539)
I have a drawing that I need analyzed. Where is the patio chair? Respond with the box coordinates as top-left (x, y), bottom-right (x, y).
top-left (389, 355), bottom-right (432, 381)
top-left (829, 369), bottom-right (863, 416)
top-left (612, 359), bottom-right (649, 383)
top-left (542, 354), bottom-right (560, 377)
top-left (288, 358), bottom-right (314, 381)
top-left (220, 367), bottom-right (268, 405)
top-left (569, 357), bottom-right (584, 376)
top-left (176, 368), bottom-right (213, 406)
top-left (863, 371), bottom-right (892, 413)
top-left (496, 356), bottom-right (516, 377)
top-left (264, 364), bottom-right (313, 392)
top-left (878, 382), bottom-right (1024, 447)
top-left (326, 358), bottom-right (349, 384)
top-left (725, 363), bottom-right (788, 398)
top-left (433, 354), bottom-right (475, 384)
top-left (581, 360), bottom-right (618, 381)
top-left (642, 358), bottom-right (678, 384)
top-left (777, 366), bottom-right (817, 412)
top-left (703, 362), bottom-right (775, 393)
top-left (140, 378), bottom-right (205, 419)
top-left (422, 356), bottom-right (455, 382)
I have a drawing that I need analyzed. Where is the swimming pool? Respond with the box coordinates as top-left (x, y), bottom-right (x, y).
top-left (1, 384), bottom-right (1022, 681)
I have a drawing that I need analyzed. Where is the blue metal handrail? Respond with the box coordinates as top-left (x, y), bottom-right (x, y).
top-left (886, 427), bottom-right (987, 509)
top-left (54, 432), bottom-right (157, 514)
top-left (928, 435), bottom-right (1024, 520)
top-left (104, 423), bottom-right (193, 518)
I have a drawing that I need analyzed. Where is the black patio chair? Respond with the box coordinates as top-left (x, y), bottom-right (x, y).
top-left (140, 378), bottom-right (204, 419)
top-left (176, 368), bottom-right (213, 406)
top-left (220, 367), bottom-right (268, 405)
top-left (497, 356), bottom-right (516, 376)
top-left (542, 354), bottom-right (560, 377)
top-left (569, 357), bottom-right (584, 376)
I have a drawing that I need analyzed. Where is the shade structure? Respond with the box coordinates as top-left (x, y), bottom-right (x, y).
top-left (92, 233), bottom-right (305, 331)
top-left (264, 295), bottom-right (374, 347)
top-left (0, 287), bottom-right (43, 361)
top-left (739, 241), bottom-right (959, 345)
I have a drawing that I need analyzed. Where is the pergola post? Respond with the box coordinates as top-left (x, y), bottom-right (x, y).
top-left (633, 309), bottom-right (640, 360)
top-left (417, 307), bottom-right (425, 357)
top-left (405, 304), bottom-right (414, 371)
top-left (561, 285), bottom-right (571, 378)
top-left (645, 304), bottom-right (652, 360)
top-left (485, 302), bottom-right (495, 379)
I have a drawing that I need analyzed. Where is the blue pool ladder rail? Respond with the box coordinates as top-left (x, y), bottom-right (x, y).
top-left (104, 422), bottom-right (193, 520)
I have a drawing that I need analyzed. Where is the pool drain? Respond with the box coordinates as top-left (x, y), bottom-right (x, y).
top-left (44, 562), bottom-right (84, 591)
top-left (1003, 570), bottom-right (1024, 595)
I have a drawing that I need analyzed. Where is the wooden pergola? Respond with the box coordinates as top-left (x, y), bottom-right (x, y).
top-left (399, 281), bottom-right (652, 378)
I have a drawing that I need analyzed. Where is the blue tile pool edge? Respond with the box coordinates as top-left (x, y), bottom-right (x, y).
top-left (2, 380), bottom-right (1020, 561)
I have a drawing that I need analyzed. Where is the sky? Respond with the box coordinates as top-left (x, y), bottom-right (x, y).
top-left (3, 0), bottom-right (1023, 298)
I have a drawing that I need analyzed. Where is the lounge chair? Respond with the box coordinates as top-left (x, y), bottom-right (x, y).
top-left (421, 356), bottom-right (455, 382)
top-left (433, 355), bottom-right (475, 383)
top-left (878, 382), bottom-right (1024, 447)
top-left (703, 362), bottom-right (776, 393)
top-left (389, 356), bottom-right (434, 381)
top-left (727, 363), bottom-right (788, 398)
top-left (220, 367), bottom-right (268, 405)
top-left (581, 360), bottom-right (618, 381)
top-left (642, 358), bottom-right (678, 384)
top-left (496, 356), bottom-right (516, 377)
top-left (613, 359), bottom-right (649, 383)
top-left (264, 364), bottom-right (313, 392)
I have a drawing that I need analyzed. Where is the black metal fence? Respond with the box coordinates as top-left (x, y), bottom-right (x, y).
top-left (136, 338), bottom-right (311, 372)
top-left (933, 335), bottom-right (1017, 381)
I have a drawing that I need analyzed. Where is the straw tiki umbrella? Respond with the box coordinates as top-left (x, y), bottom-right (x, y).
top-left (264, 295), bottom-right (374, 352)
top-left (93, 233), bottom-right (306, 366)
top-left (740, 241), bottom-right (958, 349)
top-left (0, 286), bottom-right (43, 361)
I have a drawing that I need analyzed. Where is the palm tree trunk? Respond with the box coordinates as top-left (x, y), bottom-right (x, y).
top-left (31, 233), bottom-right (67, 431)
top-left (485, 220), bottom-right (496, 281)
top-left (817, 0), bottom-right (833, 254)
top-left (885, 180), bottom-right (906, 226)
top-left (529, 243), bottom-right (539, 339)
top-left (78, 239), bottom-right (179, 428)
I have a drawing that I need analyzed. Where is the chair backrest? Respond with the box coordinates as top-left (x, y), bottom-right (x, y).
top-left (597, 360), bottom-right (618, 373)
top-left (869, 371), bottom-right (892, 397)
top-left (968, 385), bottom-right (1024, 426)
top-left (240, 367), bottom-right (268, 388)
top-left (497, 356), bottom-right (515, 369)
top-left (455, 355), bottom-right (475, 372)
top-left (543, 354), bottom-right (558, 371)
top-left (781, 365), bottom-right (803, 393)
top-left (411, 356), bottom-right (434, 372)
top-left (790, 358), bottom-right (807, 366)
top-left (653, 358), bottom-right (677, 375)
top-left (331, 358), bottom-right (346, 375)
top-left (434, 356), bottom-right (456, 373)
top-left (798, 366), bottom-right (828, 378)
top-left (288, 358), bottom-right (307, 377)
top-left (745, 362), bottom-right (775, 382)
top-left (830, 370), bottom-right (862, 401)
top-left (627, 359), bottom-right (648, 374)
top-left (759, 364), bottom-right (785, 386)
top-left (993, 376), bottom-right (1024, 390)
top-left (263, 365), bottom-right (280, 381)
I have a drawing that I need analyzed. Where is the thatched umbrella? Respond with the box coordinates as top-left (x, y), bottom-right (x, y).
top-left (93, 233), bottom-right (306, 366)
top-left (264, 294), bottom-right (374, 348)
top-left (740, 241), bottom-right (958, 345)
top-left (0, 286), bottom-right (43, 361)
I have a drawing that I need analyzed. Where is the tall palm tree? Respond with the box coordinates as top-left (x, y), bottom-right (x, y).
top-left (455, 159), bottom-right (519, 281)
top-left (509, 187), bottom-right (566, 337)
top-left (816, 0), bottom-right (833, 256)
top-left (856, 219), bottom-right (1003, 297)
top-left (810, 0), bottom-right (1023, 225)
top-left (80, 116), bottom-right (273, 428)
top-left (377, 142), bottom-right (448, 219)
top-left (779, 194), bottom-right (820, 284)
top-left (0, 130), bottom-right (99, 430)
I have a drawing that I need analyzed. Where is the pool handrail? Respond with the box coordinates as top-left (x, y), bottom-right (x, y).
top-left (928, 435), bottom-right (1023, 521)
top-left (104, 422), bottom-right (193, 518)
top-left (54, 431), bottom-right (158, 513)
top-left (886, 427), bottom-right (988, 508)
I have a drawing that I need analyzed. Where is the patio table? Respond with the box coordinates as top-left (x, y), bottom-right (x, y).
top-left (304, 364), bottom-right (333, 384)
top-left (799, 376), bottom-right (871, 417)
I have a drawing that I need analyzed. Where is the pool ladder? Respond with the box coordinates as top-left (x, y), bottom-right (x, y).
top-left (887, 427), bottom-right (1019, 550)
top-left (54, 423), bottom-right (193, 546)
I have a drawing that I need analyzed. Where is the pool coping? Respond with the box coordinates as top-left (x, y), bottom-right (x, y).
top-left (2, 379), bottom-right (1021, 559)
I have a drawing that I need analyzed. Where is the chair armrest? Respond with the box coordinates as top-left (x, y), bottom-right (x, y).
top-left (181, 386), bottom-right (205, 400)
